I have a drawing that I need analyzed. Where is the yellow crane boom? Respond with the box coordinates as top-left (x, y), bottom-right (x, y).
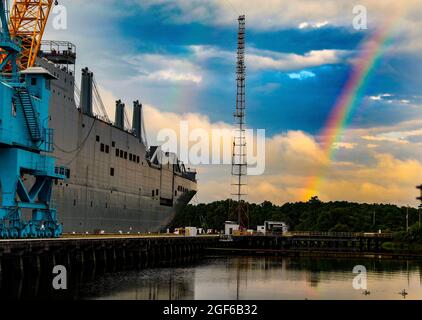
top-left (8, 0), bottom-right (55, 69)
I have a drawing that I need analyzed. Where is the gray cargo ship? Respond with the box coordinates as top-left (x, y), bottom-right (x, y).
top-left (35, 40), bottom-right (197, 234)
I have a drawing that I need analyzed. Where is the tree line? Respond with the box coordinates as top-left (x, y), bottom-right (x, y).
top-left (171, 197), bottom-right (420, 234)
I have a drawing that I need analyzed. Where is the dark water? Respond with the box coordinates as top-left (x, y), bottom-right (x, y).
top-left (3, 256), bottom-right (422, 300)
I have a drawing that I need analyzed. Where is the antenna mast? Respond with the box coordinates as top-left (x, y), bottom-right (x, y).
top-left (231, 15), bottom-right (248, 230)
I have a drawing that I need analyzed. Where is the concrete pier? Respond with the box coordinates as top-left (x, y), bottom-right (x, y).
top-left (213, 232), bottom-right (394, 256)
top-left (0, 236), bottom-right (219, 276)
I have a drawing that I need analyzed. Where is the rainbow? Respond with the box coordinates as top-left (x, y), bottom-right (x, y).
top-left (302, 17), bottom-right (401, 201)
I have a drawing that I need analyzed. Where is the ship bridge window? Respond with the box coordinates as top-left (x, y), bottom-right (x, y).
top-left (110, 168), bottom-right (115, 176)
top-left (112, 141), bottom-right (115, 147)
top-left (137, 156), bottom-right (140, 163)
top-left (124, 151), bottom-right (128, 159)
top-left (96, 135), bottom-right (100, 142)
top-left (129, 154), bottom-right (133, 161)
top-left (116, 148), bottom-right (119, 157)
top-left (152, 190), bottom-right (154, 197)
top-left (105, 145), bottom-right (110, 154)
top-left (100, 143), bottom-right (105, 152)
top-left (31, 78), bottom-right (37, 86)
top-left (156, 189), bottom-right (159, 196)
top-left (120, 150), bottom-right (123, 158)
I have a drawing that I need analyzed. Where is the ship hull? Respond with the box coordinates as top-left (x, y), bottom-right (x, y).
top-left (35, 58), bottom-right (197, 234)
top-left (53, 184), bottom-right (193, 233)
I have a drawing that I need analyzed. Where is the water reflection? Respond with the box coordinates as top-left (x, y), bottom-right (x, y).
top-left (1, 256), bottom-right (422, 300)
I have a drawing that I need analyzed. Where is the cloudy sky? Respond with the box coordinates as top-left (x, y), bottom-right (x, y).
top-left (44, 0), bottom-right (422, 206)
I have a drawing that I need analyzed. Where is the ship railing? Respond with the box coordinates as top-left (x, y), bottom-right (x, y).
top-left (94, 113), bottom-right (112, 124)
top-left (40, 40), bottom-right (76, 59)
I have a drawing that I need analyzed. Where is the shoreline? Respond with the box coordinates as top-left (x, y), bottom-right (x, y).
top-left (206, 247), bottom-right (422, 260)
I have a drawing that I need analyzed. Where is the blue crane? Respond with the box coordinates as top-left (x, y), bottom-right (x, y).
top-left (0, 0), bottom-right (67, 238)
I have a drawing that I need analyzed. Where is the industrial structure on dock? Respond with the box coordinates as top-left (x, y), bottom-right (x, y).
top-left (231, 15), bottom-right (249, 230)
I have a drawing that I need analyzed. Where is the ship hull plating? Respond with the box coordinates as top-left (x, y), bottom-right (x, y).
top-left (36, 58), bottom-right (197, 234)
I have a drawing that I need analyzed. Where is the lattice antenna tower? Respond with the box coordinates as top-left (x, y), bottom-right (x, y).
top-left (231, 15), bottom-right (248, 229)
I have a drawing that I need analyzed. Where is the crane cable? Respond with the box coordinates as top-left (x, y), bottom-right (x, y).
top-left (54, 116), bottom-right (97, 156)
top-left (141, 106), bottom-right (148, 148)
top-left (92, 75), bottom-right (110, 123)
top-left (124, 107), bottom-right (131, 131)
top-left (54, 80), bottom-right (97, 155)
top-left (74, 83), bottom-right (81, 107)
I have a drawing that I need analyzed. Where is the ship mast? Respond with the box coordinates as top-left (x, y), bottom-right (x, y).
top-left (231, 15), bottom-right (248, 230)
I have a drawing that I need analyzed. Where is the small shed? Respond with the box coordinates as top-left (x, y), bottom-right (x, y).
top-left (264, 221), bottom-right (289, 235)
top-left (185, 227), bottom-right (198, 237)
top-left (224, 221), bottom-right (239, 236)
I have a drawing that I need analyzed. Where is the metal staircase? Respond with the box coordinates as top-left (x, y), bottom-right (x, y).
top-left (15, 87), bottom-right (42, 141)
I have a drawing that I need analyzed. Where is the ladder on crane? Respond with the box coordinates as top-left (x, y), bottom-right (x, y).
top-left (14, 86), bottom-right (42, 141)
